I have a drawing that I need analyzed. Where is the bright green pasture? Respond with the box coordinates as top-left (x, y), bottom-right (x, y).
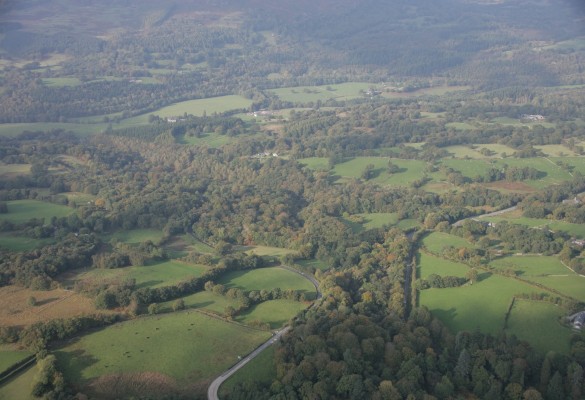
top-left (219, 346), bottom-right (275, 398)
top-left (180, 132), bottom-right (232, 148)
top-left (159, 290), bottom-right (239, 315)
top-left (443, 146), bottom-right (485, 159)
top-left (0, 164), bottom-right (30, 177)
top-left (236, 300), bottom-right (306, 329)
top-left (480, 144), bottom-right (518, 156)
top-left (0, 365), bottom-right (35, 400)
top-left (298, 157), bottom-right (330, 170)
top-left (490, 256), bottom-right (567, 277)
top-left (505, 299), bottom-right (570, 354)
top-left (242, 246), bottom-right (296, 257)
top-left (490, 117), bottom-right (555, 129)
top-left (531, 276), bottom-right (585, 302)
top-left (534, 145), bottom-right (577, 157)
top-left (43, 77), bottom-right (81, 87)
top-left (106, 229), bottom-right (164, 244)
top-left (332, 157), bottom-right (433, 187)
top-left (268, 82), bottom-right (373, 103)
top-left (298, 259), bottom-right (329, 271)
top-left (342, 212), bottom-right (419, 232)
top-left (0, 200), bottom-right (74, 224)
top-left (441, 158), bottom-right (495, 179)
top-left (420, 273), bottom-right (554, 335)
top-left (482, 216), bottom-right (585, 238)
top-left (79, 260), bottom-right (208, 289)
top-left (55, 312), bottom-right (271, 386)
top-left (550, 157), bottom-right (585, 175)
top-left (0, 122), bottom-right (108, 137)
top-left (0, 350), bottom-right (33, 373)
top-left (422, 232), bottom-right (476, 254)
top-left (62, 192), bottom-right (96, 204)
top-left (219, 267), bottom-right (316, 298)
top-left (492, 158), bottom-right (572, 189)
top-left (417, 252), bottom-right (469, 279)
top-left (125, 95), bottom-right (253, 123)
top-left (0, 234), bottom-right (53, 251)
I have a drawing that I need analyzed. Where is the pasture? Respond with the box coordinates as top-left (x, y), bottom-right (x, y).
top-left (550, 156), bottom-right (585, 175)
top-left (534, 145), bottom-right (577, 157)
top-left (0, 365), bottom-right (35, 400)
top-left (0, 348), bottom-right (33, 374)
top-left (241, 245), bottom-right (296, 257)
top-left (482, 215), bottom-right (585, 238)
top-left (0, 200), bottom-right (74, 224)
top-left (419, 273), bottom-right (555, 335)
top-left (55, 312), bottom-right (271, 397)
top-left (0, 234), bottom-right (53, 251)
top-left (236, 299), bottom-right (307, 329)
top-left (492, 158), bottom-right (572, 189)
top-left (422, 232), bottom-right (476, 255)
top-left (76, 260), bottom-right (208, 289)
top-left (219, 346), bottom-right (276, 398)
top-left (106, 229), bottom-right (164, 245)
top-left (180, 132), bottom-right (233, 148)
top-left (505, 299), bottom-right (571, 354)
top-left (298, 157), bottom-right (330, 170)
top-left (417, 252), bottom-right (469, 279)
top-left (159, 290), bottom-right (239, 315)
top-left (268, 82), bottom-right (374, 103)
top-left (0, 164), bottom-right (30, 177)
top-left (490, 255), bottom-right (568, 277)
top-left (297, 258), bottom-right (329, 272)
top-left (219, 267), bottom-right (316, 299)
top-left (0, 122), bottom-right (108, 137)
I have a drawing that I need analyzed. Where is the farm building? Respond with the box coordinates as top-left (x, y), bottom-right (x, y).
top-left (568, 311), bottom-right (585, 330)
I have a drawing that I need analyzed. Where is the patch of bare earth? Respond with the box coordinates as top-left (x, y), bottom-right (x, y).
top-left (483, 181), bottom-right (536, 193)
top-left (87, 372), bottom-right (210, 399)
top-left (0, 285), bottom-right (104, 328)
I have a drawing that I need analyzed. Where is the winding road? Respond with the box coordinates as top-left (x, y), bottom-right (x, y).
top-left (207, 266), bottom-right (321, 400)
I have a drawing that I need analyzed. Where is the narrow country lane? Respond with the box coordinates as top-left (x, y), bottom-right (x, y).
top-left (207, 266), bottom-right (322, 400)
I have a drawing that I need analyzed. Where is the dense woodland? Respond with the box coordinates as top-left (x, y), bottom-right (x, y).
top-left (2, 0), bottom-right (585, 399)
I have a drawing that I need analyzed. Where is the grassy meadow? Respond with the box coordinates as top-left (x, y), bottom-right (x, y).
top-left (105, 229), bottom-right (164, 244)
top-left (417, 252), bottom-right (470, 279)
top-left (76, 260), bottom-right (208, 289)
top-left (422, 232), bottom-right (476, 255)
top-left (55, 312), bottom-right (271, 396)
top-left (219, 346), bottom-right (276, 398)
top-left (0, 349), bottom-right (33, 374)
top-left (0, 365), bottom-right (36, 400)
top-left (219, 267), bottom-right (316, 298)
top-left (0, 200), bottom-right (74, 224)
top-left (419, 273), bottom-right (554, 335)
top-left (505, 299), bottom-right (571, 354)
top-left (0, 234), bottom-right (53, 251)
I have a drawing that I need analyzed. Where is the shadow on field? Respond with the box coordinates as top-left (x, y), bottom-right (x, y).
top-left (477, 271), bottom-right (492, 282)
top-left (190, 301), bottom-right (213, 309)
top-left (136, 280), bottom-right (163, 288)
top-left (36, 297), bottom-right (59, 306)
top-left (55, 349), bottom-right (99, 384)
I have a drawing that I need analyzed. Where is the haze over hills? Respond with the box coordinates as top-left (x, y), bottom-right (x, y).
top-left (1, 1), bottom-right (585, 399)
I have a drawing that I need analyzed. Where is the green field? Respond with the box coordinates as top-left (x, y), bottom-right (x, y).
top-left (123, 95), bottom-right (253, 124)
top-left (180, 132), bottom-right (233, 148)
top-left (55, 312), bottom-right (271, 396)
top-left (219, 267), bottom-right (316, 299)
top-left (492, 158), bottom-right (572, 189)
top-left (236, 299), bottom-right (306, 329)
top-left (531, 275), bottom-right (585, 302)
top-left (550, 157), bottom-right (585, 175)
top-left (505, 299), bottom-right (571, 354)
top-left (0, 200), bottom-right (74, 224)
top-left (42, 77), bottom-right (82, 87)
top-left (0, 365), bottom-right (35, 400)
top-left (0, 234), bottom-right (53, 251)
top-left (219, 346), bottom-right (276, 398)
top-left (441, 158), bottom-right (496, 179)
top-left (159, 290), bottom-right (239, 315)
top-left (241, 246), bottom-right (296, 257)
top-left (0, 350), bottom-right (32, 374)
top-left (534, 145), bottom-right (577, 157)
top-left (419, 272), bottom-right (555, 335)
top-left (0, 164), bottom-right (31, 177)
top-left (417, 252), bottom-right (469, 279)
top-left (298, 157), bottom-right (330, 170)
top-left (297, 259), bottom-right (329, 272)
top-left (422, 232), bottom-right (476, 255)
top-left (268, 82), bottom-right (374, 103)
top-left (490, 255), bottom-right (568, 277)
top-left (0, 122), bottom-right (108, 137)
top-left (106, 229), bottom-right (164, 244)
top-left (482, 215), bottom-right (585, 238)
top-left (78, 260), bottom-right (208, 289)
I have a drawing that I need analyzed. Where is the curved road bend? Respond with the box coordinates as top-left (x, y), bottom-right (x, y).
top-left (207, 266), bottom-right (321, 400)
